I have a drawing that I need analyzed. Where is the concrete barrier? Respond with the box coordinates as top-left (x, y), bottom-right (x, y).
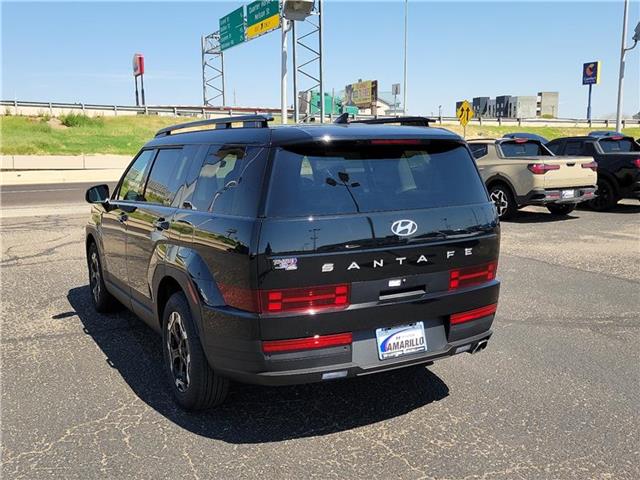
top-left (1, 154), bottom-right (131, 171)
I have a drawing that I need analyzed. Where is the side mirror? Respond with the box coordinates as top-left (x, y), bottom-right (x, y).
top-left (85, 184), bottom-right (110, 204)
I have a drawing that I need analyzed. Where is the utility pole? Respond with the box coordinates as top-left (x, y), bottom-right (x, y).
top-left (403, 0), bottom-right (408, 114)
top-left (281, 18), bottom-right (290, 124)
top-left (615, 0), bottom-right (630, 131)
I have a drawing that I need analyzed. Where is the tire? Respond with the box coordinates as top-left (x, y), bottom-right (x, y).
top-left (87, 242), bottom-right (117, 313)
top-left (547, 204), bottom-right (576, 215)
top-left (589, 177), bottom-right (618, 211)
top-left (162, 291), bottom-right (229, 410)
top-left (488, 183), bottom-right (517, 220)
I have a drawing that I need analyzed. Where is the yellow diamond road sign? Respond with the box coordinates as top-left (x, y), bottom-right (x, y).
top-left (456, 100), bottom-right (474, 127)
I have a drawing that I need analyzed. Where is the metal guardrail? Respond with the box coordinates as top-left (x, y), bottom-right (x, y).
top-left (1, 99), bottom-right (639, 127)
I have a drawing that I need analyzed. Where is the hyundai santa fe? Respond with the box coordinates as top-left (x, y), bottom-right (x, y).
top-left (85, 115), bottom-right (501, 410)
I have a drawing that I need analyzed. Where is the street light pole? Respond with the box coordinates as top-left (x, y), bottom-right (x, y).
top-left (615, 0), bottom-right (630, 132)
top-left (281, 18), bottom-right (291, 124)
top-left (403, 0), bottom-right (408, 114)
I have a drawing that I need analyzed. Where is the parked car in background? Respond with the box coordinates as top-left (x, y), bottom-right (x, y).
top-left (468, 138), bottom-right (597, 219)
top-left (546, 134), bottom-right (640, 210)
top-left (503, 132), bottom-right (549, 144)
top-left (85, 115), bottom-right (501, 410)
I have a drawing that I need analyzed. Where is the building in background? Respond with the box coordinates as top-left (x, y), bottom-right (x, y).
top-left (510, 96), bottom-right (537, 118)
top-left (537, 91), bottom-right (559, 117)
top-left (458, 91), bottom-right (559, 118)
top-left (495, 95), bottom-right (512, 118)
top-left (473, 97), bottom-right (490, 117)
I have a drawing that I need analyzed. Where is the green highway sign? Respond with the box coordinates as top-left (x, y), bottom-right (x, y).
top-left (246, 0), bottom-right (280, 39)
top-left (219, 7), bottom-right (245, 51)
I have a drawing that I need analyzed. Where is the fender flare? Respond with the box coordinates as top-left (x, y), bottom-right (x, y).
top-left (485, 175), bottom-right (518, 201)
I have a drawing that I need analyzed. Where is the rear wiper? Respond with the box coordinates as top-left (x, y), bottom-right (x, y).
top-left (324, 171), bottom-right (361, 212)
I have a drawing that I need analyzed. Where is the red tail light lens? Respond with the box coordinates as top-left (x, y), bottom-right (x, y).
top-left (262, 332), bottom-right (352, 353)
top-left (528, 163), bottom-right (560, 174)
top-left (634, 158), bottom-right (640, 169)
top-left (514, 138), bottom-right (528, 144)
top-left (451, 303), bottom-right (498, 325)
top-left (449, 262), bottom-right (497, 290)
top-left (259, 284), bottom-right (350, 314)
top-left (582, 161), bottom-right (598, 171)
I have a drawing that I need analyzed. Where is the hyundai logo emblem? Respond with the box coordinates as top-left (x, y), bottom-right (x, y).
top-left (391, 219), bottom-right (418, 236)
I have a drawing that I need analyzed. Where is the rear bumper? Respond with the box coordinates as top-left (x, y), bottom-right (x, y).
top-left (198, 282), bottom-right (499, 386)
top-left (519, 186), bottom-right (597, 206)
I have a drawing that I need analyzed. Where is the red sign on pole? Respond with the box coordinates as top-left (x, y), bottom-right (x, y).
top-left (132, 53), bottom-right (145, 76)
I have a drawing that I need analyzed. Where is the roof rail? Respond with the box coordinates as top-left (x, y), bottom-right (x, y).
top-left (351, 116), bottom-right (435, 127)
top-left (155, 114), bottom-right (273, 137)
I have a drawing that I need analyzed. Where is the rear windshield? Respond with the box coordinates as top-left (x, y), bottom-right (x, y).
top-left (265, 141), bottom-right (488, 217)
top-left (499, 140), bottom-right (550, 157)
top-left (598, 137), bottom-right (640, 153)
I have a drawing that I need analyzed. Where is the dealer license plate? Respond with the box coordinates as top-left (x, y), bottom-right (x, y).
top-left (376, 322), bottom-right (427, 360)
top-left (562, 189), bottom-right (575, 199)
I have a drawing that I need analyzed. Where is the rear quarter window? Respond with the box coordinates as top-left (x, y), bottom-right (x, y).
top-left (469, 143), bottom-right (488, 159)
top-left (266, 140), bottom-right (488, 217)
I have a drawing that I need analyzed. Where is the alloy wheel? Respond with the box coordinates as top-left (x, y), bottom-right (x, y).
top-left (490, 190), bottom-right (509, 217)
top-left (167, 311), bottom-right (191, 393)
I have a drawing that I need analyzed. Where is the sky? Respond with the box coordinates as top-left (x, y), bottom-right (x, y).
top-left (1, 0), bottom-right (639, 118)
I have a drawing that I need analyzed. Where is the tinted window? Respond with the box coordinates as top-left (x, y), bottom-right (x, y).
top-left (499, 141), bottom-right (548, 157)
top-left (266, 141), bottom-right (488, 217)
top-left (546, 141), bottom-right (563, 155)
top-left (598, 138), bottom-right (640, 153)
top-left (190, 145), bottom-right (267, 216)
top-left (564, 141), bottom-right (584, 156)
top-left (143, 148), bottom-right (190, 206)
top-left (469, 144), bottom-right (488, 159)
top-left (118, 150), bottom-right (155, 201)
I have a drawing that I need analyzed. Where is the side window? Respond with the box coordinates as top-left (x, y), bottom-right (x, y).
top-left (469, 144), bottom-right (488, 159)
top-left (118, 150), bottom-right (155, 201)
top-left (190, 145), bottom-right (267, 216)
top-left (546, 141), bottom-right (563, 155)
top-left (142, 148), bottom-right (190, 206)
top-left (564, 141), bottom-right (584, 156)
top-left (584, 142), bottom-right (597, 155)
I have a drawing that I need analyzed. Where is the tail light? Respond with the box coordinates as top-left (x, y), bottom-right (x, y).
top-left (259, 284), bottom-right (350, 314)
top-left (582, 161), bottom-right (598, 171)
top-left (514, 138), bottom-right (528, 144)
top-left (262, 332), bottom-right (352, 353)
top-left (450, 303), bottom-right (498, 325)
top-left (634, 158), bottom-right (640, 169)
top-left (450, 262), bottom-right (497, 290)
top-left (528, 163), bottom-right (560, 174)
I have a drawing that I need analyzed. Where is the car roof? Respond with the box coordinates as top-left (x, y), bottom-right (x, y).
top-left (144, 122), bottom-right (462, 149)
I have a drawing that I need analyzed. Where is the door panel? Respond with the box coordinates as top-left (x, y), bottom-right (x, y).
top-left (101, 202), bottom-right (130, 291)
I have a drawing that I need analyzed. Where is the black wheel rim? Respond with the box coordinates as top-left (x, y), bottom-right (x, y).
top-left (90, 251), bottom-right (101, 303)
top-left (593, 182), bottom-right (612, 209)
top-left (490, 189), bottom-right (509, 217)
top-left (167, 312), bottom-right (191, 392)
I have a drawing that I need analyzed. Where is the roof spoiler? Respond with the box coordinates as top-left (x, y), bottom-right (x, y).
top-left (155, 114), bottom-right (273, 137)
top-left (333, 114), bottom-right (434, 127)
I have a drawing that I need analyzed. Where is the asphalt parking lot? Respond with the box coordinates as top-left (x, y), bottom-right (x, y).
top-left (1, 198), bottom-right (639, 479)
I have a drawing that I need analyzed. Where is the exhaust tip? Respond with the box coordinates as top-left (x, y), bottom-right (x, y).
top-left (468, 340), bottom-right (489, 354)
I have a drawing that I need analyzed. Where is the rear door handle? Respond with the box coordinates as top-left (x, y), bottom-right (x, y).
top-left (154, 218), bottom-right (170, 231)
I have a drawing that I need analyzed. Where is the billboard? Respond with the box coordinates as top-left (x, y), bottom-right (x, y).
top-left (582, 61), bottom-right (601, 85)
top-left (344, 80), bottom-right (378, 107)
top-left (132, 53), bottom-right (144, 76)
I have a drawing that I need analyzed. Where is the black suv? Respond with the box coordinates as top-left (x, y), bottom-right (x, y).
top-left (85, 115), bottom-right (500, 410)
top-left (546, 133), bottom-right (640, 210)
